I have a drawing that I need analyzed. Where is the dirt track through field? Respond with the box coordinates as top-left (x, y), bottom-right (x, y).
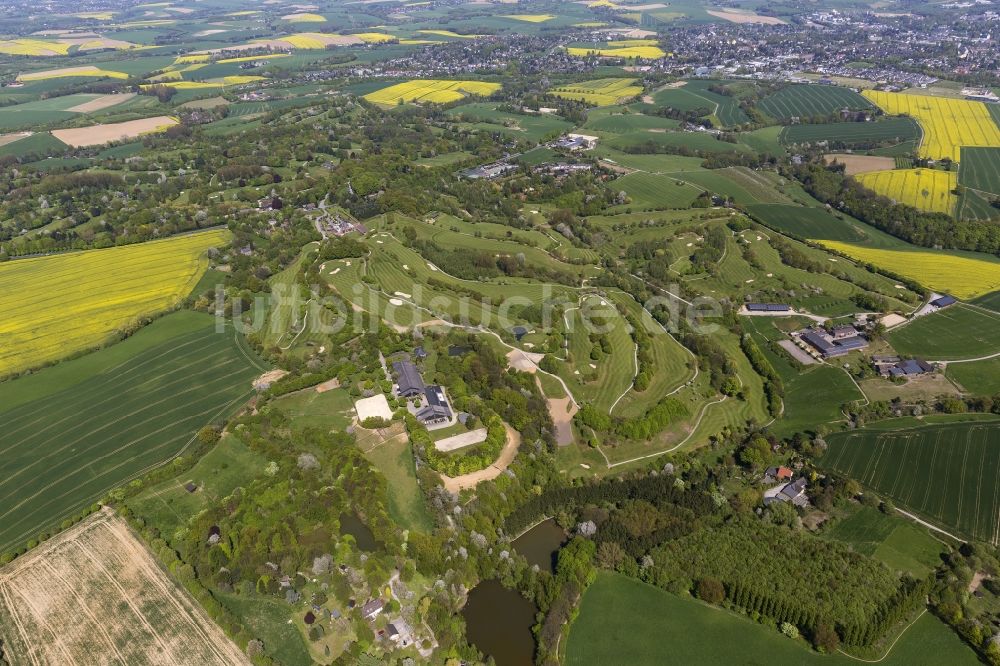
top-left (441, 423), bottom-right (521, 492)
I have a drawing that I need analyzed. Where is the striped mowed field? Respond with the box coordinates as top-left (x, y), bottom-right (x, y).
top-left (822, 423), bottom-right (1000, 544)
top-left (0, 314), bottom-right (264, 554)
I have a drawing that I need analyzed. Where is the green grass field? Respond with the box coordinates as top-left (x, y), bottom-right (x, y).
top-left (613, 171), bottom-right (701, 210)
top-left (887, 304), bottom-right (1000, 360)
top-left (0, 313), bottom-right (265, 554)
top-left (447, 102), bottom-right (572, 142)
top-left (822, 422), bottom-right (1000, 544)
top-left (757, 84), bottom-right (873, 120)
top-left (218, 592), bottom-right (312, 666)
top-left (604, 129), bottom-right (753, 154)
top-left (780, 117), bottom-right (920, 147)
top-left (683, 80), bottom-right (750, 126)
top-left (363, 435), bottom-right (434, 532)
top-left (948, 357), bottom-right (1000, 395)
top-left (958, 146), bottom-right (1000, 197)
top-left (745, 203), bottom-right (869, 242)
top-left (566, 572), bottom-right (978, 666)
top-left (824, 506), bottom-right (946, 576)
top-left (0, 131), bottom-right (66, 158)
top-left (127, 433), bottom-right (266, 539)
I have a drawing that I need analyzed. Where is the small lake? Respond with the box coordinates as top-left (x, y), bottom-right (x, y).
top-left (512, 518), bottom-right (567, 574)
top-left (462, 580), bottom-right (538, 666)
top-left (339, 513), bottom-right (376, 551)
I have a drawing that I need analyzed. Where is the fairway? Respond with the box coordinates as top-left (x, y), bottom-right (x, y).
top-left (0, 229), bottom-right (228, 378)
top-left (863, 91), bottom-right (1000, 162)
top-left (822, 423), bottom-right (1000, 544)
top-left (887, 304), bottom-right (1000, 360)
top-left (855, 168), bottom-right (958, 215)
top-left (746, 203), bottom-right (867, 242)
top-left (0, 314), bottom-right (264, 554)
top-left (566, 572), bottom-right (979, 666)
top-left (758, 84), bottom-right (872, 120)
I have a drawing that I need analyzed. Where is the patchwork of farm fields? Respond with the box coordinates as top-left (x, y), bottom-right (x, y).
top-left (0, 229), bottom-right (228, 378)
top-left (757, 84), bottom-right (873, 120)
top-left (854, 168), bottom-right (958, 214)
top-left (364, 79), bottom-right (500, 105)
top-left (958, 147), bottom-right (1000, 196)
top-left (0, 509), bottom-right (252, 665)
top-left (863, 90), bottom-right (1000, 162)
top-left (549, 78), bottom-right (642, 106)
top-left (780, 117), bottom-right (920, 146)
top-left (821, 423), bottom-right (1000, 544)
top-left (0, 314), bottom-right (263, 554)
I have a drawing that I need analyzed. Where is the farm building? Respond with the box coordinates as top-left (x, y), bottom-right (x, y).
top-left (552, 133), bottom-right (598, 151)
top-left (763, 478), bottom-right (809, 507)
top-left (416, 385), bottom-right (453, 426)
top-left (875, 357), bottom-right (934, 377)
top-left (393, 360), bottom-right (425, 398)
top-left (930, 295), bottom-right (957, 308)
top-left (798, 328), bottom-right (868, 358)
top-left (746, 303), bottom-right (791, 312)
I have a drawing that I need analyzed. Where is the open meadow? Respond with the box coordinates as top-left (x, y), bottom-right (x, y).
top-left (0, 509), bottom-right (251, 666)
top-left (0, 312), bottom-right (263, 554)
top-left (566, 572), bottom-right (978, 666)
top-left (0, 229), bottom-right (228, 378)
top-left (822, 422), bottom-right (1000, 544)
top-left (887, 304), bottom-right (1000, 360)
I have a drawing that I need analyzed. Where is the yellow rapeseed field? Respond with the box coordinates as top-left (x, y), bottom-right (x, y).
top-left (503, 14), bottom-right (557, 22)
top-left (549, 78), bottom-right (643, 106)
top-left (0, 230), bottom-right (229, 378)
top-left (281, 33), bottom-right (329, 49)
top-left (282, 13), bottom-right (326, 23)
top-left (351, 32), bottom-right (396, 43)
top-left (0, 39), bottom-right (73, 56)
top-left (174, 54), bottom-right (210, 64)
top-left (816, 240), bottom-right (1000, 299)
top-left (217, 53), bottom-right (290, 64)
top-left (566, 45), bottom-right (665, 59)
top-left (417, 30), bottom-right (479, 38)
top-left (17, 66), bottom-right (129, 81)
top-left (854, 168), bottom-right (958, 214)
top-left (364, 80), bottom-right (501, 105)
top-left (863, 90), bottom-right (1000, 162)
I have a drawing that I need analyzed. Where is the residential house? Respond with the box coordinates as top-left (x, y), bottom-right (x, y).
top-left (393, 360), bottom-right (425, 398)
top-left (416, 386), bottom-right (452, 425)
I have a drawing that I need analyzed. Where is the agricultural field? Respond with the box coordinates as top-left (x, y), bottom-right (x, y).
top-left (566, 45), bottom-right (665, 58)
top-left (0, 229), bottom-right (228, 378)
top-left (816, 240), bottom-right (1000, 299)
top-left (0, 312), bottom-right (263, 554)
top-left (447, 102), bottom-right (574, 141)
top-left (780, 117), bottom-right (920, 147)
top-left (854, 168), bottom-right (958, 215)
top-left (745, 203), bottom-right (868, 241)
top-left (757, 84), bottom-right (873, 120)
top-left (958, 147), bottom-right (1000, 196)
top-left (50, 115), bottom-right (178, 147)
top-left (823, 506), bottom-right (946, 577)
top-left (613, 171), bottom-right (701, 209)
top-left (364, 79), bottom-right (500, 105)
top-left (658, 80), bottom-right (750, 127)
top-left (549, 78), bottom-right (643, 106)
top-left (822, 422), bottom-right (1000, 544)
top-left (566, 572), bottom-right (978, 666)
top-left (887, 304), bottom-right (1000, 360)
top-left (862, 91), bottom-right (1000, 162)
top-left (17, 65), bottom-right (129, 81)
top-left (948, 356), bottom-right (1000, 395)
top-left (0, 509), bottom-right (251, 666)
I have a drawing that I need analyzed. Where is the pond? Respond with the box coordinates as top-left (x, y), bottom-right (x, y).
top-left (339, 513), bottom-right (376, 552)
top-left (462, 580), bottom-right (538, 666)
top-left (512, 518), bottom-right (567, 574)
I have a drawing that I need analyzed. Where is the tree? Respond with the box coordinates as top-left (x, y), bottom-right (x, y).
top-left (738, 437), bottom-right (772, 469)
top-left (812, 621), bottom-right (839, 653)
top-left (696, 577), bottom-right (725, 605)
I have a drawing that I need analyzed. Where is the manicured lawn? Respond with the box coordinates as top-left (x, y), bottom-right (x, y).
top-left (566, 572), bottom-right (979, 666)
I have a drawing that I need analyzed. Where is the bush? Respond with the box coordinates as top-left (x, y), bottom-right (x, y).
top-left (696, 577), bottom-right (725, 604)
